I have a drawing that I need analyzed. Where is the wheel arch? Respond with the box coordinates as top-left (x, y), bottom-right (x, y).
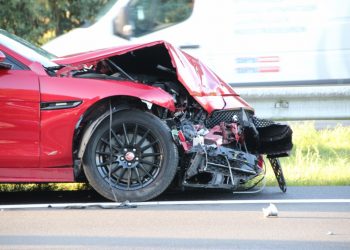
top-left (72, 95), bottom-right (170, 180)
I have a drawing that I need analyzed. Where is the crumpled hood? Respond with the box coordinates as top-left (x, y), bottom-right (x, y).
top-left (53, 41), bottom-right (252, 112)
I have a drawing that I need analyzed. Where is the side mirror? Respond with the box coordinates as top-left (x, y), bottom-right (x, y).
top-left (113, 6), bottom-right (133, 40)
top-left (0, 51), bottom-right (12, 70)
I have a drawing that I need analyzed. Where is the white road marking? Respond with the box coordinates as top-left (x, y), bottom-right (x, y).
top-left (1, 199), bottom-right (350, 210)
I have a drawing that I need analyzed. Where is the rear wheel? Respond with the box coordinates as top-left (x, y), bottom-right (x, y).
top-left (83, 109), bottom-right (178, 201)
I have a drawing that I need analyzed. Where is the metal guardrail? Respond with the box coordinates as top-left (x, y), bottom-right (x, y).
top-left (232, 85), bottom-right (350, 121)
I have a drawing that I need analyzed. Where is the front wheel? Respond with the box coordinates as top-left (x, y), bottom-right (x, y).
top-left (83, 109), bottom-right (179, 202)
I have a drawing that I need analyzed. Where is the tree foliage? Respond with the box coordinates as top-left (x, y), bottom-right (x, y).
top-left (0, 0), bottom-right (111, 45)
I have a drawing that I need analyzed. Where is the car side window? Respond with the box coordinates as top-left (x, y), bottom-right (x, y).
top-left (127, 0), bottom-right (194, 37)
top-left (2, 52), bottom-right (28, 70)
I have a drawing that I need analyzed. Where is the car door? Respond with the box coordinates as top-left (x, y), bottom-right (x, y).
top-left (0, 50), bottom-right (40, 168)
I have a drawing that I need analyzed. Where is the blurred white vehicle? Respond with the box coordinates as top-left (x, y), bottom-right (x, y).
top-left (43, 0), bottom-right (350, 85)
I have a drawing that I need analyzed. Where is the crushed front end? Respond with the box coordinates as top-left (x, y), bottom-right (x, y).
top-left (168, 107), bottom-right (292, 192)
top-left (55, 40), bottom-right (293, 193)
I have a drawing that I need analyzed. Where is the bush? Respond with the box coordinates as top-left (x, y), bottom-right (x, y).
top-left (0, 0), bottom-right (111, 45)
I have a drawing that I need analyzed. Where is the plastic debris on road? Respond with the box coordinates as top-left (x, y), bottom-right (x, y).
top-left (263, 203), bottom-right (278, 217)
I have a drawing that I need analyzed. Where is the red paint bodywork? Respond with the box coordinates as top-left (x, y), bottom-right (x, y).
top-left (0, 40), bottom-right (252, 182)
top-left (0, 70), bottom-right (40, 168)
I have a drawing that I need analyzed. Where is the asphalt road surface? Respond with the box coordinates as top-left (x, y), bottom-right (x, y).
top-left (0, 186), bottom-right (349, 249)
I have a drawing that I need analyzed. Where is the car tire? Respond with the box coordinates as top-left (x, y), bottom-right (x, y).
top-left (83, 109), bottom-right (178, 202)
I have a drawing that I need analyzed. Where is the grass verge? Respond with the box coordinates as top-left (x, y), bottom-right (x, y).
top-left (266, 122), bottom-right (350, 186)
top-left (0, 183), bottom-right (89, 192)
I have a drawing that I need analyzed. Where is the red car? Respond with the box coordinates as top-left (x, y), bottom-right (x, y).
top-left (0, 29), bottom-right (292, 201)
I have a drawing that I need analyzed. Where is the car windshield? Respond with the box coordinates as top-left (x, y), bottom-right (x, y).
top-left (0, 29), bottom-right (58, 67)
top-left (95, 0), bottom-right (119, 22)
top-left (82, 0), bottom-right (118, 27)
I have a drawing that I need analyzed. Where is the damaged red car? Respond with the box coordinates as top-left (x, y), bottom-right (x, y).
top-left (0, 29), bottom-right (292, 201)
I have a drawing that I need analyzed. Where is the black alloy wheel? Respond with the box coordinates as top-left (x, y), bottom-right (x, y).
top-left (83, 109), bottom-right (178, 202)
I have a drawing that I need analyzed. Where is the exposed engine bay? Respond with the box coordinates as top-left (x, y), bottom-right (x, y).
top-left (64, 43), bottom-right (293, 193)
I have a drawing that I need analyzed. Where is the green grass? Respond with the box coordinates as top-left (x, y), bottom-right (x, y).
top-left (0, 183), bottom-right (89, 192)
top-left (266, 122), bottom-right (350, 186)
top-left (1, 122), bottom-right (349, 192)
